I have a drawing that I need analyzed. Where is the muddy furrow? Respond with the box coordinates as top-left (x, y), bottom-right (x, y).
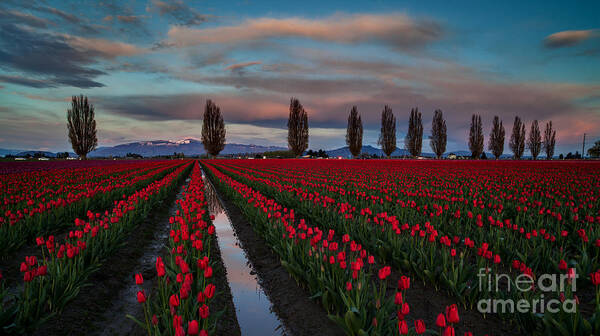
top-left (32, 176), bottom-right (190, 335)
top-left (205, 171), bottom-right (345, 336)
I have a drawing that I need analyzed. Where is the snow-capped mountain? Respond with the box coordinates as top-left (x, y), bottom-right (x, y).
top-left (89, 139), bottom-right (287, 157)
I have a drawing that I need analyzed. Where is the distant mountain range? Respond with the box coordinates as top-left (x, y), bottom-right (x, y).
top-left (0, 139), bottom-right (518, 158)
top-left (0, 149), bottom-right (71, 158)
top-left (87, 139), bottom-right (287, 157)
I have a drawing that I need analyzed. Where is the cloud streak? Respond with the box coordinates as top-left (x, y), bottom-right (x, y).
top-left (0, 8), bottom-right (53, 28)
top-left (544, 29), bottom-right (598, 48)
top-left (167, 13), bottom-right (442, 49)
top-left (224, 61), bottom-right (262, 72)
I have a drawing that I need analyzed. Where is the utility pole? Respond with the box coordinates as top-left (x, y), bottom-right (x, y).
top-left (582, 133), bottom-right (586, 159)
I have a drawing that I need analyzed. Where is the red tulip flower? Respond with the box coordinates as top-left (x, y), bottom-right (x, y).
top-left (446, 304), bottom-right (460, 324)
top-left (137, 290), bottom-right (146, 303)
top-left (559, 260), bottom-right (567, 271)
top-left (204, 283), bottom-right (216, 299)
top-left (398, 320), bottom-right (408, 335)
top-left (398, 276), bottom-right (410, 290)
top-left (414, 320), bottom-right (426, 334)
top-left (436, 313), bottom-right (446, 328)
top-left (170, 294), bottom-right (180, 307)
top-left (188, 320), bottom-right (199, 335)
top-left (199, 304), bottom-right (210, 319)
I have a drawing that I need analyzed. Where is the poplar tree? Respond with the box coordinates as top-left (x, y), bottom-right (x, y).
top-left (346, 106), bottom-right (363, 158)
top-left (287, 97), bottom-right (309, 157)
top-left (488, 116), bottom-right (505, 159)
top-left (404, 108), bottom-right (423, 157)
top-left (469, 114), bottom-right (484, 159)
top-left (201, 99), bottom-right (226, 158)
top-left (378, 105), bottom-right (396, 158)
top-left (430, 109), bottom-right (447, 158)
top-left (67, 95), bottom-right (98, 160)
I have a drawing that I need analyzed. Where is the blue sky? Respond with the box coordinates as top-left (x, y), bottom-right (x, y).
top-left (0, 0), bottom-right (599, 154)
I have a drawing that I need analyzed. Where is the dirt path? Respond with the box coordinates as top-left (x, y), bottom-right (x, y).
top-left (209, 176), bottom-right (345, 336)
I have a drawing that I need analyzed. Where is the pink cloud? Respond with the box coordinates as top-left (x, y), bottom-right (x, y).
top-left (224, 61), bottom-right (262, 71)
top-left (65, 35), bottom-right (146, 58)
top-left (544, 29), bottom-right (598, 48)
top-left (167, 13), bottom-right (441, 49)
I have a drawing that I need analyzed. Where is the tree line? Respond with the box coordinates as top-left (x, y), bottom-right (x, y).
top-left (65, 95), bottom-right (558, 160)
top-left (285, 97), bottom-right (557, 159)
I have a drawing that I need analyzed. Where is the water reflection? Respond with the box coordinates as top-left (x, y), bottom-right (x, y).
top-left (202, 172), bottom-right (286, 336)
top-left (203, 178), bottom-right (223, 215)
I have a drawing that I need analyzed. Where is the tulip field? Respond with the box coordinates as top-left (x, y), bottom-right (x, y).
top-left (201, 159), bottom-right (600, 336)
top-left (1, 159), bottom-right (599, 335)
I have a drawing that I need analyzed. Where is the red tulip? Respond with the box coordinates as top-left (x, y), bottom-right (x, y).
top-left (188, 320), bottom-right (199, 335)
top-left (156, 257), bottom-right (166, 277)
top-left (401, 302), bottom-right (409, 316)
top-left (204, 266), bottom-right (213, 278)
top-left (590, 271), bottom-right (600, 286)
top-left (436, 313), bottom-right (446, 328)
top-left (204, 283), bottom-right (216, 299)
top-left (443, 326), bottom-right (455, 336)
top-left (559, 260), bottom-right (567, 271)
top-left (398, 276), bottom-right (410, 290)
top-left (398, 320), bottom-right (408, 335)
top-left (446, 304), bottom-right (460, 324)
top-left (170, 294), bottom-right (180, 307)
top-left (135, 273), bottom-right (143, 285)
top-left (378, 266), bottom-right (391, 280)
top-left (415, 320), bottom-right (426, 334)
top-left (137, 290), bottom-right (146, 303)
top-left (199, 304), bottom-right (210, 319)
top-left (394, 291), bottom-right (403, 305)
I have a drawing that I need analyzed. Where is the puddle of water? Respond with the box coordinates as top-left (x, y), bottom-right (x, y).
top-left (202, 173), bottom-right (287, 336)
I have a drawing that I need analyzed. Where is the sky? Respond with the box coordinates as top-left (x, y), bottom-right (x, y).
top-left (0, 0), bottom-right (599, 154)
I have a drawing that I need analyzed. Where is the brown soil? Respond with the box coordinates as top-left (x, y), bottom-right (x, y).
top-left (213, 185), bottom-right (346, 336)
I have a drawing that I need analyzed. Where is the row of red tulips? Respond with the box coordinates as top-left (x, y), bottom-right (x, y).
top-left (0, 161), bottom-right (192, 334)
top-left (209, 159), bottom-right (600, 335)
top-left (0, 161), bottom-right (180, 256)
top-left (222, 160), bottom-right (599, 277)
top-left (131, 161), bottom-right (220, 336)
top-left (203, 161), bottom-right (474, 336)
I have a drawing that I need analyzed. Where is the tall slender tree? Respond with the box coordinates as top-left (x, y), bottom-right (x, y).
top-left (378, 105), bottom-right (396, 158)
top-left (528, 120), bottom-right (542, 160)
top-left (488, 116), bottom-right (505, 159)
top-left (430, 109), bottom-right (447, 158)
top-left (67, 95), bottom-right (97, 160)
top-left (201, 99), bottom-right (226, 158)
top-left (509, 116), bottom-right (526, 159)
top-left (287, 97), bottom-right (309, 157)
top-left (543, 121), bottom-right (556, 160)
top-left (404, 108), bottom-right (423, 157)
top-left (469, 114), bottom-right (484, 159)
top-left (346, 106), bottom-right (363, 158)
